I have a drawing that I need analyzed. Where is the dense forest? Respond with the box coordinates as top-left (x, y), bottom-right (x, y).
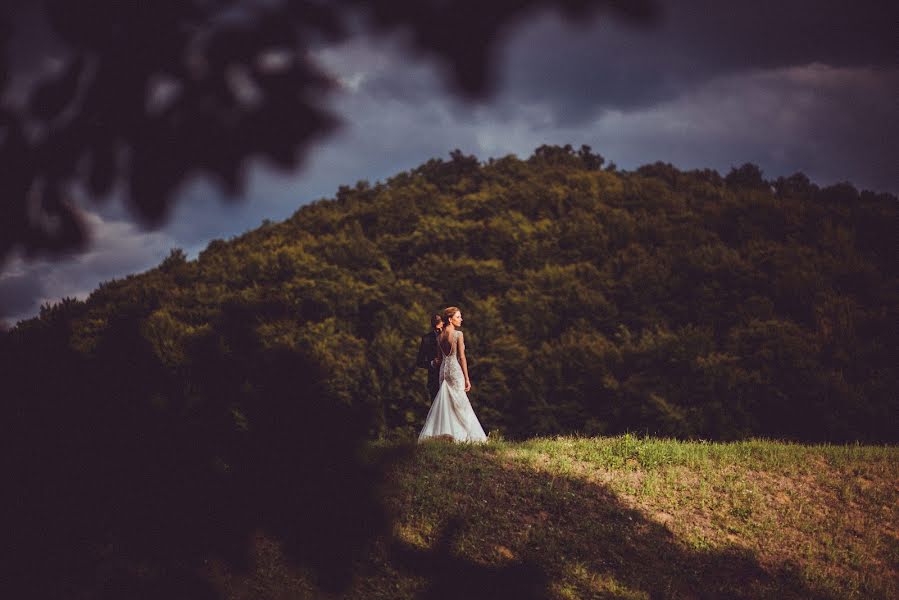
top-left (3, 145), bottom-right (897, 443)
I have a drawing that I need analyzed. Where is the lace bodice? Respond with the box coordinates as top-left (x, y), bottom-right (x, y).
top-left (438, 330), bottom-right (464, 391)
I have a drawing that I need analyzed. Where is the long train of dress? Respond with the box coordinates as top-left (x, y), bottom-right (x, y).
top-left (418, 330), bottom-right (487, 443)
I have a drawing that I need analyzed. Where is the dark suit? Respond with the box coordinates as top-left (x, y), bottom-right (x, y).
top-left (416, 330), bottom-right (441, 400)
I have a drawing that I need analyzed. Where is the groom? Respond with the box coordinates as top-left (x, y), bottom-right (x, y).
top-left (415, 313), bottom-right (443, 400)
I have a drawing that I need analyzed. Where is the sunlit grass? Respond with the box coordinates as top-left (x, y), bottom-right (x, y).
top-left (487, 433), bottom-right (897, 472)
top-left (218, 435), bottom-right (898, 599)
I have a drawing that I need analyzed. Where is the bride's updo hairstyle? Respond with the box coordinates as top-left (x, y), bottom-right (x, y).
top-left (442, 306), bottom-right (461, 325)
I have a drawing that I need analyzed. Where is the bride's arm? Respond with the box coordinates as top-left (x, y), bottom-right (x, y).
top-left (457, 332), bottom-right (471, 392)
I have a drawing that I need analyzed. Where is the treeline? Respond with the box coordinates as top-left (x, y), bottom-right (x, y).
top-left (3, 145), bottom-right (897, 443)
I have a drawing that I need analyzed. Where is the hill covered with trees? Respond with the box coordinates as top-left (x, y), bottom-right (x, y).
top-left (2, 145), bottom-right (897, 598)
top-left (4, 144), bottom-right (897, 442)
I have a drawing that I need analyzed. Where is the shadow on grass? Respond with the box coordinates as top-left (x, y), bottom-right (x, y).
top-left (1, 304), bottom-right (840, 599)
top-left (388, 515), bottom-right (549, 600)
top-left (377, 442), bottom-right (840, 600)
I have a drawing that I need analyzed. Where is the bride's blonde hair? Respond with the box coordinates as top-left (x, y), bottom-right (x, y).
top-left (442, 306), bottom-right (461, 325)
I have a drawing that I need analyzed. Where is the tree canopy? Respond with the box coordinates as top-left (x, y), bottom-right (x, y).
top-left (4, 144), bottom-right (896, 443)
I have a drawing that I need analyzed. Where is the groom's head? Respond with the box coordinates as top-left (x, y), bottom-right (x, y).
top-left (431, 314), bottom-right (443, 332)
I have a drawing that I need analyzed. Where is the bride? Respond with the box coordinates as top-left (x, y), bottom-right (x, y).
top-left (418, 306), bottom-right (488, 443)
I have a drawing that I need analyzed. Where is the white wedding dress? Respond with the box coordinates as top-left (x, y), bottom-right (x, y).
top-left (418, 330), bottom-right (488, 443)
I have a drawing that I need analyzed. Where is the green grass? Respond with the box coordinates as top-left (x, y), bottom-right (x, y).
top-left (208, 435), bottom-right (899, 599)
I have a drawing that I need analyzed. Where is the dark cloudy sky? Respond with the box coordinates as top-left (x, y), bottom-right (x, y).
top-left (1, 0), bottom-right (897, 325)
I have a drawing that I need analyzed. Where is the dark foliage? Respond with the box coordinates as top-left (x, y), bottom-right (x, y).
top-left (1, 292), bottom-right (394, 598)
top-left (0, 0), bottom-right (657, 267)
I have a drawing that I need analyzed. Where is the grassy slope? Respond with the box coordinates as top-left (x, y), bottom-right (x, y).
top-left (207, 436), bottom-right (898, 599)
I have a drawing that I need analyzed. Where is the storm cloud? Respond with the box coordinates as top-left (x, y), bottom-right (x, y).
top-left (490, 0), bottom-right (898, 122)
top-left (0, 212), bottom-right (176, 324)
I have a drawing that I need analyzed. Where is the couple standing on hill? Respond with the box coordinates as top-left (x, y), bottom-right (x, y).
top-left (415, 306), bottom-right (488, 443)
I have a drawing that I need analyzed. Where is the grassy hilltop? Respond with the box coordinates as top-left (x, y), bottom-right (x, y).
top-left (210, 436), bottom-right (898, 600)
